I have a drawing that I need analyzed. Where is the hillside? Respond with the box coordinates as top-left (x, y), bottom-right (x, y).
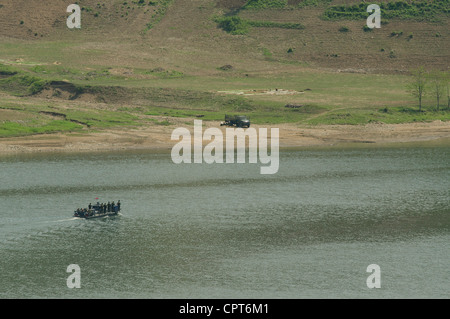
top-left (0, 0), bottom-right (448, 72)
top-left (0, 0), bottom-right (449, 145)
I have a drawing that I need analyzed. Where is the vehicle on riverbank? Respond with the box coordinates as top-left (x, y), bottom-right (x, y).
top-left (221, 115), bottom-right (251, 128)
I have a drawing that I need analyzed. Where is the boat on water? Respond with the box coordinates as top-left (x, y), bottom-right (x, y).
top-left (74, 201), bottom-right (121, 219)
top-left (75, 210), bottom-right (119, 219)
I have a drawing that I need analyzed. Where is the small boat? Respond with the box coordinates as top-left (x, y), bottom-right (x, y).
top-left (74, 210), bottom-right (119, 219)
top-left (74, 201), bottom-right (121, 219)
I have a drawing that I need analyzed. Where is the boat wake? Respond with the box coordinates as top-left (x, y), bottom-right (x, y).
top-left (51, 213), bottom-right (123, 223)
top-left (52, 217), bottom-right (81, 222)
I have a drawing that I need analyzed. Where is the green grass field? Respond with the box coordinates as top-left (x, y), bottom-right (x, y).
top-left (1, 58), bottom-right (448, 138)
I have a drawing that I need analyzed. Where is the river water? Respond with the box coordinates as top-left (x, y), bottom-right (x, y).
top-left (0, 145), bottom-right (449, 299)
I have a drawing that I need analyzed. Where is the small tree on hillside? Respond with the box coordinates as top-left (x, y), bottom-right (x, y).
top-left (429, 70), bottom-right (446, 111)
top-left (407, 66), bottom-right (428, 111)
top-left (446, 72), bottom-right (450, 110)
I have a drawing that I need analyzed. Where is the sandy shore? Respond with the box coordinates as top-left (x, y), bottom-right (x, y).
top-left (0, 120), bottom-right (449, 155)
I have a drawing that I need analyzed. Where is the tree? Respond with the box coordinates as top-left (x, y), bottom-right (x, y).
top-left (407, 66), bottom-right (428, 111)
top-left (429, 70), bottom-right (446, 111)
top-left (446, 72), bottom-right (450, 110)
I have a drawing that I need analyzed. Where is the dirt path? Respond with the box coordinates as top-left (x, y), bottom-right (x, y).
top-left (0, 120), bottom-right (449, 155)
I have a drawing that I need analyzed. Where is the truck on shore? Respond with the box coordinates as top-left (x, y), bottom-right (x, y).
top-left (220, 115), bottom-right (251, 128)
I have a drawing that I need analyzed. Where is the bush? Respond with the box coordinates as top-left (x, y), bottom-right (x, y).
top-left (248, 20), bottom-right (304, 29)
top-left (244, 0), bottom-right (287, 9)
top-left (28, 79), bottom-right (47, 95)
top-left (216, 16), bottom-right (250, 35)
top-left (390, 30), bottom-right (403, 37)
top-left (218, 64), bottom-right (233, 71)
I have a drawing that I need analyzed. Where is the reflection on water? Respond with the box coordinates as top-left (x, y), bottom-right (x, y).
top-left (0, 146), bottom-right (449, 298)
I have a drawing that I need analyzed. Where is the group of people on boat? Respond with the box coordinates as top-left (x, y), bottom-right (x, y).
top-left (74, 200), bottom-right (121, 218)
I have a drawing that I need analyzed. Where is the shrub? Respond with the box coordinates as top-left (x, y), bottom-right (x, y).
top-left (218, 64), bottom-right (233, 71)
top-left (390, 30), bottom-right (403, 37)
top-left (248, 20), bottom-right (304, 29)
top-left (0, 74), bottom-right (48, 95)
top-left (216, 16), bottom-right (250, 35)
top-left (244, 0), bottom-right (287, 9)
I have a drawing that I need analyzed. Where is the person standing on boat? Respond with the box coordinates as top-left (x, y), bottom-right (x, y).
top-left (107, 202), bottom-right (111, 212)
top-left (117, 200), bottom-right (121, 212)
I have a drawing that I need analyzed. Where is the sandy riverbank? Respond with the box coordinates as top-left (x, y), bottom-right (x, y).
top-left (0, 120), bottom-right (449, 155)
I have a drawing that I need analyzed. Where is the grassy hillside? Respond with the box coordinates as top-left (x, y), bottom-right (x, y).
top-left (0, 0), bottom-right (449, 138)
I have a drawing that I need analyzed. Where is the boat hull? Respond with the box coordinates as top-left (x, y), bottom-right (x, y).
top-left (74, 211), bottom-right (119, 219)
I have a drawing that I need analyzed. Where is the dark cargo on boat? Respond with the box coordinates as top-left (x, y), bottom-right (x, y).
top-left (74, 201), bottom-right (121, 219)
